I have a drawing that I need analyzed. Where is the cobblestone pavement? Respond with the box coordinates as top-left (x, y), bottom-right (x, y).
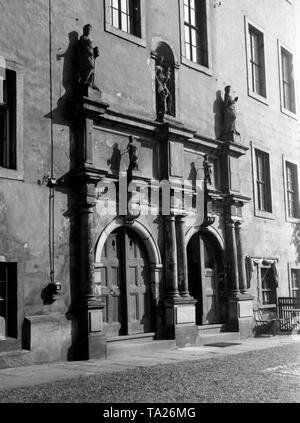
top-left (0, 335), bottom-right (299, 403)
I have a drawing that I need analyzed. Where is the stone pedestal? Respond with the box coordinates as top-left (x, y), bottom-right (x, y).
top-left (22, 314), bottom-right (71, 363)
top-left (164, 298), bottom-right (198, 347)
top-left (227, 295), bottom-right (254, 338)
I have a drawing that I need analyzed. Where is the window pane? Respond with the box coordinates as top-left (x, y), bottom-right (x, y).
top-left (190, 8), bottom-right (196, 26)
top-left (184, 5), bottom-right (189, 23)
top-left (121, 12), bottom-right (128, 32)
top-left (185, 25), bottom-right (190, 44)
top-left (192, 46), bottom-right (197, 62)
top-left (185, 43), bottom-right (191, 60)
top-left (112, 0), bottom-right (119, 8)
top-left (112, 8), bottom-right (119, 28)
top-left (120, 0), bottom-right (128, 13)
top-left (191, 29), bottom-right (196, 46)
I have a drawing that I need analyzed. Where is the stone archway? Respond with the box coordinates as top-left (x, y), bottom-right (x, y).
top-left (94, 220), bottom-right (162, 337)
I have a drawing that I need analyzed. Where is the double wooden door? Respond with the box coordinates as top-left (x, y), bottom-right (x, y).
top-left (101, 227), bottom-right (153, 337)
top-left (187, 233), bottom-right (221, 325)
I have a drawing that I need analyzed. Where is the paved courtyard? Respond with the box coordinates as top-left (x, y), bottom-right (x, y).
top-left (0, 335), bottom-right (299, 403)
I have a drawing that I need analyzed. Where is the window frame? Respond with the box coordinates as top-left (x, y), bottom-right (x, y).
top-left (288, 263), bottom-right (300, 300)
top-left (253, 259), bottom-right (279, 309)
top-left (251, 142), bottom-right (274, 220)
top-left (244, 17), bottom-right (268, 105)
top-left (282, 155), bottom-right (300, 222)
top-left (278, 40), bottom-right (297, 118)
top-left (179, 0), bottom-right (212, 76)
top-left (0, 57), bottom-right (24, 181)
top-left (104, 0), bottom-right (146, 48)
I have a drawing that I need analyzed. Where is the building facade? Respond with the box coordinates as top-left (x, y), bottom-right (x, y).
top-left (0, 0), bottom-right (299, 364)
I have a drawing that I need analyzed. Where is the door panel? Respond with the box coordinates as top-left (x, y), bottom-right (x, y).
top-left (101, 231), bottom-right (125, 337)
top-left (100, 228), bottom-right (153, 337)
top-left (125, 229), bottom-right (152, 334)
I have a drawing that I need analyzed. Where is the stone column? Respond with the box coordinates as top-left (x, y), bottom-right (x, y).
top-left (176, 215), bottom-right (190, 297)
top-left (80, 204), bottom-right (95, 302)
top-left (164, 215), bottom-right (180, 298)
top-left (79, 180), bottom-right (106, 360)
top-left (236, 222), bottom-right (248, 294)
top-left (226, 220), bottom-right (240, 296)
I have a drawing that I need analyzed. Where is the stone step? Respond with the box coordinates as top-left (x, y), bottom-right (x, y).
top-left (198, 332), bottom-right (241, 346)
top-left (0, 338), bottom-right (22, 352)
top-left (107, 338), bottom-right (177, 358)
top-left (0, 349), bottom-right (33, 369)
top-left (197, 324), bottom-right (228, 335)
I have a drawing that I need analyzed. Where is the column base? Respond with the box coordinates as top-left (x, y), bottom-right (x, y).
top-left (163, 298), bottom-right (198, 347)
top-left (227, 295), bottom-right (254, 338)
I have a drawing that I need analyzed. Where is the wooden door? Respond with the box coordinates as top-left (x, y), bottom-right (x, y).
top-left (125, 228), bottom-right (152, 335)
top-left (101, 228), bottom-right (152, 337)
top-left (200, 237), bottom-right (220, 325)
top-left (200, 237), bottom-right (220, 324)
top-left (187, 233), bottom-right (220, 325)
top-left (101, 230), bottom-right (125, 337)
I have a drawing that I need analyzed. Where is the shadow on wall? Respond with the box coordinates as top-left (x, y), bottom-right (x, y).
top-left (213, 90), bottom-right (224, 140)
top-left (41, 28), bottom-right (88, 361)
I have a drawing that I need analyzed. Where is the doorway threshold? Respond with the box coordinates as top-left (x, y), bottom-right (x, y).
top-left (107, 332), bottom-right (156, 343)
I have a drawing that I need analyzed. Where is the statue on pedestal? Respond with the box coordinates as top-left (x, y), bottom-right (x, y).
top-left (77, 24), bottom-right (100, 91)
top-left (220, 85), bottom-right (239, 142)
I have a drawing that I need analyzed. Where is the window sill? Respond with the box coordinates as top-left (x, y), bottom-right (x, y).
top-left (254, 209), bottom-right (275, 220)
top-left (0, 167), bottom-right (24, 181)
top-left (280, 106), bottom-right (297, 120)
top-left (104, 24), bottom-right (146, 48)
top-left (248, 90), bottom-right (269, 106)
top-left (181, 57), bottom-right (212, 76)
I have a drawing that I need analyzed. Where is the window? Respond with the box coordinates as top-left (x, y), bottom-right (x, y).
top-left (110, 0), bottom-right (141, 37)
top-left (291, 269), bottom-right (300, 301)
top-left (281, 47), bottom-right (296, 113)
top-left (261, 267), bottom-right (277, 305)
top-left (183, 0), bottom-right (208, 67)
top-left (248, 25), bottom-right (266, 98)
top-left (255, 149), bottom-right (272, 213)
top-left (285, 161), bottom-right (299, 219)
top-left (0, 68), bottom-right (16, 170)
top-left (0, 263), bottom-right (17, 339)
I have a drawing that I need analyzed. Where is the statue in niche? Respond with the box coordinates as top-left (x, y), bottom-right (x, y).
top-left (127, 136), bottom-right (139, 173)
top-left (203, 155), bottom-right (212, 186)
top-left (220, 85), bottom-right (239, 142)
top-left (155, 56), bottom-right (172, 123)
top-left (77, 24), bottom-right (100, 90)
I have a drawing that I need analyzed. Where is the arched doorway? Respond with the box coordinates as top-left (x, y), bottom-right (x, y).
top-left (100, 226), bottom-right (154, 338)
top-left (187, 231), bottom-right (225, 325)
